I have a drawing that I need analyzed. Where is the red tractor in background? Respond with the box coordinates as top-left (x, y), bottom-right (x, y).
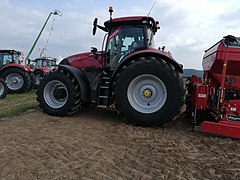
top-left (37, 8), bottom-right (185, 126)
top-left (186, 35), bottom-right (240, 139)
top-left (31, 57), bottom-right (57, 86)
top-left (0, 50), bottom-right (34, 93)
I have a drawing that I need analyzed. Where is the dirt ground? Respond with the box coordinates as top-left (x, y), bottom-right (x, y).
top-left (0, 108), bottom-right (240, 180)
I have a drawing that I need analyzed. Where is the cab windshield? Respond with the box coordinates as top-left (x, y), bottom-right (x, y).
top-left (35, 59), bottom-right (56, 69)
top-left (106, 26), bottom-right (145, 67)
top-left (0, 52), bottom-right (21, 66)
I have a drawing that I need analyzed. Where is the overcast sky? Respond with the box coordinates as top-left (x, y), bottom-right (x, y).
top-left (1, 0), bottom-right (240, 69)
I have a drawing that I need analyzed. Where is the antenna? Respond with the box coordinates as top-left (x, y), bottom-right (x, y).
top-left (147, 0), bottom-right (157, 17)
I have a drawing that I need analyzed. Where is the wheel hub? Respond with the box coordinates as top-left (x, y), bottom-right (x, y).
top-left (127, 74), bottom-right (167, 114)
top-left (12, 79), bottom-right (18, 84)
top-left (44, 80), bottom-right (68, 108)
top-left (143, 89), bottom-right (152, 98)
top-left (53, 86), bottom-right (67, 101)
top-left (6, 73), bottom-right (24, 91)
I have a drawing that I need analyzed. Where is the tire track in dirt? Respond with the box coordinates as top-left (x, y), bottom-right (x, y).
top-left (0, 108), bottom-right (240, 179)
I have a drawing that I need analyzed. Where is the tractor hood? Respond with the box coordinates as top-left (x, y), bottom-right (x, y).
top-left (60, 51), bottom-right (103, 70)
top-left (66, 52), bottom-right (95, 62)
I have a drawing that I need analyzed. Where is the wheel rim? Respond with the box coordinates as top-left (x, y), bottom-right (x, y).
top-left (44, 80), bottom-right (68, 108)
top-left (35, 74), bottom-right (42, 85)
top-left (127, 74), bottom-right (167, 114)
top-left (5, 73), bottom-right (24, 90)
top-left (0, 82), bottom-right (4, 96)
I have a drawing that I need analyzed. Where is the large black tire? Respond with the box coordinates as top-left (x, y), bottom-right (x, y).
top-left (0, 78), bottom-right (8, 99)
top-left (115, 59), bottom-right (185, 126)
top-left (2, 68), bottom-right (31, 93)
top-left (30, 72), bottom-right (35, 89)
top-left (36, 71), bottom-right (81, 116)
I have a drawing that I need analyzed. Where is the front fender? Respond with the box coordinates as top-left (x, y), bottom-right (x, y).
top-left (111, 49), bottom-right (183, 84)
top-left (121, 49), bottom-right (183, 72)
top-left (58, 65), bottom-right (90, 101)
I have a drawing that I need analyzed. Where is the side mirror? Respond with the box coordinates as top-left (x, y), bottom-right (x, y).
top-left (93, 18), bottom-right (98, 36)
top-left (91, 47), bottom-right (98, 53)
top-left (91, 47), bottom-right (98, 60)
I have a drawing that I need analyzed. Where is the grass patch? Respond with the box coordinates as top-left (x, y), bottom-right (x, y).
top-left (0, 90), bottom-right (38, 118)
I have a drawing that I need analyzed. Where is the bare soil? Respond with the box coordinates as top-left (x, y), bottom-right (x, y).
top-left (0, 108), bottom-right (240, 180)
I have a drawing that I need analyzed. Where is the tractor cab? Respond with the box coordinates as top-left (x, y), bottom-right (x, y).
top-left (93, 7), bottom-right (160, 69)
top-left (0, 50), bottom-right (22, 67)
top-left (103, 16), bottom-right (159, 67)
top-left (33, 57), bottom-right (57, 70)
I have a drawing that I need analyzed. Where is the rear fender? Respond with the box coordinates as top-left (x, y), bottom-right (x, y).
top-left (24, 65), bottom-right (34, 72)
top-left (111, 50), bottom-right (183, 84)
top-left (58, 65), bottom-right (90, 101)
top-left (0, 65), bottom-right (31, 76)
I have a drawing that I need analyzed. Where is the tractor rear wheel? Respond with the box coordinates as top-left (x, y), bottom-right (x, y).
top-left (2, 68), bottom-right (31, 93)
top-left (115, 59), bottom-right (185, 126)
top-left (0, 78), bottom-right (8, 99)
top-left (36, 71), bottom-right (81, 116)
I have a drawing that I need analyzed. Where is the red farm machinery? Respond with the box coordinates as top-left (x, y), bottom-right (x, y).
top-left (0, 50), bottom-right (34, 93)
top-left (36, 7), bottom-right (185, 126)
top-left (31, 57), bottom-right (57, 87)
top-left (186, 35), bottom-right (240, 139)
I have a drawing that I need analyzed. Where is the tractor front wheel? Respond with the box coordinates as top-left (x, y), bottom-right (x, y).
top-left (2, 68), bottom-right (31, 93)
top-left (36, 71), bottom-right (81, 116)
top-left (0, 78), bottom-right (8, 99)
top-left (115, 59), bottom-right (185, 126)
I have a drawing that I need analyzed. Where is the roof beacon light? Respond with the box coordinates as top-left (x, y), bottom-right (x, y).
top-left (109, 6), bottom-right (113, 13)
top-left (109, 6), bottom-right (113, 22)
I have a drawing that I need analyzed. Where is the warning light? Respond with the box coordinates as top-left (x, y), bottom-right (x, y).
top-left (109, 6), bottom-right (113, 13)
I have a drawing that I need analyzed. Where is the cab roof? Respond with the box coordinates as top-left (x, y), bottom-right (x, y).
top-left (104, 16), bottom-right (159, 33)
top-left (35, 57), bottom-right (57, 61)
top-left (0, 50), bottom-right (21, 55)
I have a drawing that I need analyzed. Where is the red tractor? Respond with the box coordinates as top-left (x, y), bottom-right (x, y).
top-left (186, 35), bottom-right (240, 138)
top-left (37, 8), bottom-right (185, 126)
top-left (32, 57), bottom-right (57, 86)
top-left (0, 50), bottom-right (34, 93)
top-left (0, 78), bottom-right (8, 99)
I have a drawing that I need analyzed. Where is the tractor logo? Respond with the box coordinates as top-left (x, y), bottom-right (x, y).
top-left (226, 115), bottom-right (240, 122)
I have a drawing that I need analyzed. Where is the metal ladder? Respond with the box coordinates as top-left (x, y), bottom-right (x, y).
top-left (97, 76), bottom-right (110, 108)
